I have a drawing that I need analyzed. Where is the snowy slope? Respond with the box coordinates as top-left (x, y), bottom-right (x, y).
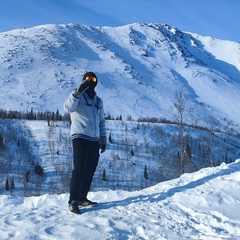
top-left (1, 118), bottom-right (238, 197)
top-left (0, 160), bottom-right (240, 240)
top-left (0, 23), bottom-right (240, 127)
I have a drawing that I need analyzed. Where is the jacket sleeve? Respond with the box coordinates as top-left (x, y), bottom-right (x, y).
top-left (63, 92), bottom-right (80, 113)
top-left (99, 98), bottom-right (107, 137)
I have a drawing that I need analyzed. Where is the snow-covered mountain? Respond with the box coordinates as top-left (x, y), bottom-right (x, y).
top-left (1, 23), bottom-right (240, 239)
top-left (1, 22), bottom-right (240, 195)
top-left (0, 23), bottom-right (240, 127)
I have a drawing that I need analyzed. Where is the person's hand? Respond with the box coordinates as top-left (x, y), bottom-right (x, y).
top-left (99, 136), bottom-right (106, 153)
top-left (74, 80), bottom-right (90, 96)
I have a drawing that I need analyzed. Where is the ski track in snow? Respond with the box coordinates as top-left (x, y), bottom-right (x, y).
top-left (1, 160), bottom-right (240, 240)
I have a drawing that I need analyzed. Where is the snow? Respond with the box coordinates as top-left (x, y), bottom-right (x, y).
top-left (0, 160), bottom-right (240, 239)
top-left (0, 23), bottom-right (240, 126)
top-left (1, 22), bottom-right (240, 239)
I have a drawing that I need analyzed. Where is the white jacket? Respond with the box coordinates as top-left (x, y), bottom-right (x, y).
top-left (64, 91), bottom-right (106, 141)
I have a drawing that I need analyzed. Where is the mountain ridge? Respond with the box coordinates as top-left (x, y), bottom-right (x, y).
top-left (0, 22), bottom-right (240, 127)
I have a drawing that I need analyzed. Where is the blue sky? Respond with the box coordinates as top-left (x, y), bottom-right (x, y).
top-left (0, 0), bottom-right (239, 42)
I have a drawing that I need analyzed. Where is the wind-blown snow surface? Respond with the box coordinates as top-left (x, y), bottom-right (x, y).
top-left (1, 160), bottom-right (240, 240)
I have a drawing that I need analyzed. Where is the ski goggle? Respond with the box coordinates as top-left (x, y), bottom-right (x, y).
top-left (85, 76), bottom-right (97, 82)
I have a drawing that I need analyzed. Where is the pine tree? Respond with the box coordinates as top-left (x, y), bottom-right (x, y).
top-left (131, 149), bottom-right (134, 156)
top-left (109, 133), bottom-right (112, 144)
top-left (5, 178), bottom-right (9, 191)
top-left (102, 169), bottom-right (107, 181)
top-left (144, 165), bottom-right (148, 180)
top-left (10, 178), bottom-right (15, 189)
top-left (186, 142), bottom-right (191, 158)
top-left (0, 135), bottom-right (4, 151)
top-left (25, 170), bottom-right (31, 183)
top-left (35, 163), bottom-right (44, 176)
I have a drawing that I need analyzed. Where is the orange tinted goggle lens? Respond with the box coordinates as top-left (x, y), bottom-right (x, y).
top-left (85, 76), bottom-right (97, 82)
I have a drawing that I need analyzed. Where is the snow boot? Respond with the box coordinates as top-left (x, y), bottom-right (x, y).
top-left (78, 199), bottom-right (98, 208)
top-left (69, 201), bottom-right (80, 214)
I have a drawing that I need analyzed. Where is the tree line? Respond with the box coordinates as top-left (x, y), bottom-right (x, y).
top-left (0, 108), bottom-right (70, 121)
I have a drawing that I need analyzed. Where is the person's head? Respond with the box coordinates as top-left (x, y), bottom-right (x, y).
top-left (82, 71), bottom-right (98, 89)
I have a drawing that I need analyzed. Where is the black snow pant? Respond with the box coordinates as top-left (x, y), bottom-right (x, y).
top-left (69, 138), bottom-right (99, 203)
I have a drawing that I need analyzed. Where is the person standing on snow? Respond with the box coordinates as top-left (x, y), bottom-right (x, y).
top-left (64, 71), bottom-right (107, 214)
